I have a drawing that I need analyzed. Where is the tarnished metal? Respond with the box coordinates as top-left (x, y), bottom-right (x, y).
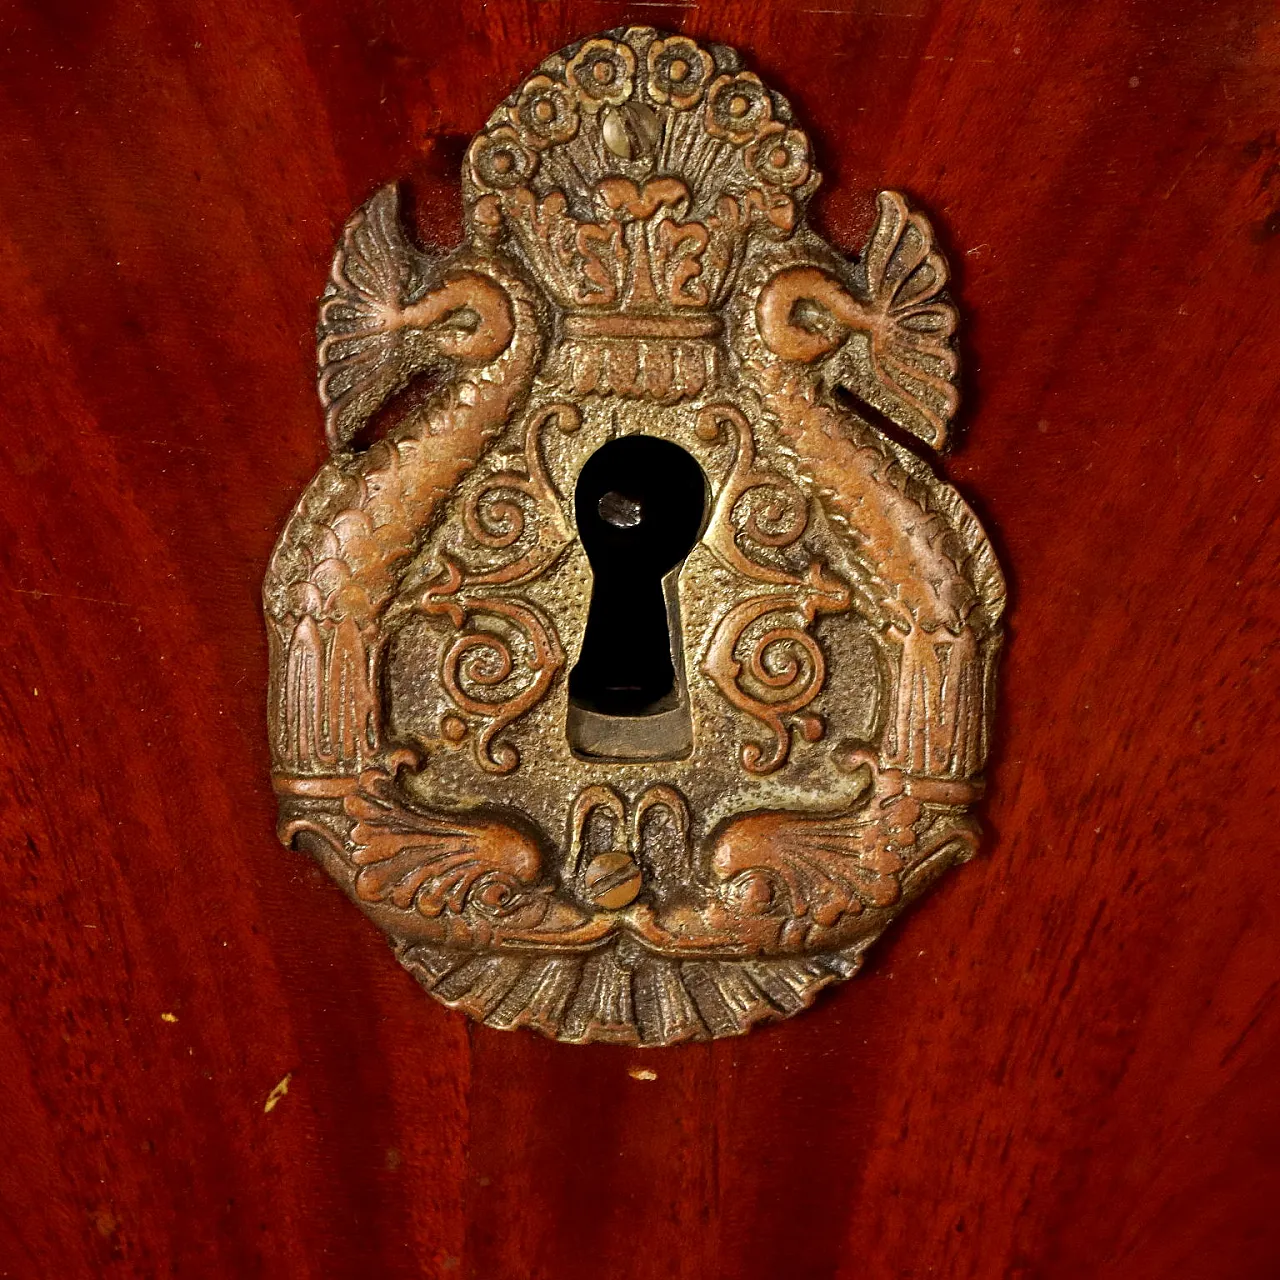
top-left (264, 27), bottom-right (1005, 1044)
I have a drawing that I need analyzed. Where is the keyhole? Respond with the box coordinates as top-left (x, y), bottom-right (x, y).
top-left (567, 435), bottom-right (706, 760)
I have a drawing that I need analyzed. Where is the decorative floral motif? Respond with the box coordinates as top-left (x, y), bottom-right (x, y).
top-left (709, 791), bottom-right (920, 928)
top-left (268, 28), bottom-right (1002, 1045)
top-left (468, 126), bottom-right (537, 192)
top-left (345, 769), bottom-right (543, 918)
top-left (746, 123), bottom-right (812, 190)
top-left (705, 72), bottom-right (773, 145)
top-left (647, 35), bottom-right (714, 109)
top-left (511, 75), bottom-right (579, 150)
top-left (566, 38), bottom-right (635, 111)
top-left (702, 561), bottom-right (851, 775)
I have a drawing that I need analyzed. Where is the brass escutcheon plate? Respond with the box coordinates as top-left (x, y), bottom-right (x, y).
top-left (265, 27), bottom-right (1005, 1044)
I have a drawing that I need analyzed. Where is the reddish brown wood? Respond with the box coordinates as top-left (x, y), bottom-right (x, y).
top-left (1, 1), bottom-right (1277, 1276)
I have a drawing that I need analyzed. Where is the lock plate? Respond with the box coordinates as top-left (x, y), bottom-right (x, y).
top-left (265, 28), bottom-right (1005, 1044)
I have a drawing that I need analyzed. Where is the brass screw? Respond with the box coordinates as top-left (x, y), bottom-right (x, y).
top-left (583, 852), bottom-right (642, 909)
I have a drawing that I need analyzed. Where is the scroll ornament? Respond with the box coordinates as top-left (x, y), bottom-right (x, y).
top-left (264, 28), bottom-right (1004, 1044)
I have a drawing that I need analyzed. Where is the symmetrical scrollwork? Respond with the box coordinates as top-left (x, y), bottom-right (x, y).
top-left (383, 400), bottom-right (581, 772)
top-left (452, 402), bottom-right (580, 586)
top-left (696, 404), bottom-right (810, 584)
top-left (267, 27), bottom-right (1005, 1044)
top-left (418, 559), bottom-right (565, 774)
top-left (695, 403), bottom-right (852, 773)
top-left (702, 563), bottom-right (850, 774)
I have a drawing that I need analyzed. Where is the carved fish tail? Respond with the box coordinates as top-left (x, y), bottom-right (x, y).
top-left (892, 623), bottom-right (983, 776)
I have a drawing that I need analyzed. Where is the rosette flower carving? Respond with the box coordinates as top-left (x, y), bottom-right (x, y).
top-left (705, 72), bottom-right (773, 145)
top-left (746, 123), bottom-right (812, 190)
top-left (511, 75), bottom-right (579, 150)
top-left (266, 27), bottom-right (1004, 1046)
top-left (468, 126), bottom-right (537, 192)
top-left (647, 35), bottom-right (714, 109)
top-left (566, 38), bottom-right (635, 110)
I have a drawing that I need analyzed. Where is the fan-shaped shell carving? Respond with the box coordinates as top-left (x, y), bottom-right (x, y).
top-left (266, 26), bottom-right (1004, 1044)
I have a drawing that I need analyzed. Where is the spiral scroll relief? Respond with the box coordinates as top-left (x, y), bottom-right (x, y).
top-left (430, 586), bottom-right (565, 775)
top-left (266, 26), bottom-right (1005, 1044)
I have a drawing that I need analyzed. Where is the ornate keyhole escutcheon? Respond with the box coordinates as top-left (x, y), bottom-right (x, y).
top-left (568, 435), bottom-right (707, 760)
top-left (265, 27), bottom-right (1006, 1044)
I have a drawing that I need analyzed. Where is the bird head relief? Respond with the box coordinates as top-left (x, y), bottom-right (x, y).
top-left (264, 27), bottom-right (1005, 1044)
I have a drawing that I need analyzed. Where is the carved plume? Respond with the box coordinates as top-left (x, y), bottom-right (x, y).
top-left (459, 28), bottom-right (819, 400)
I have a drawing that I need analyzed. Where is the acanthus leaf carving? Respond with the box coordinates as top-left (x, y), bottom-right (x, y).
top-left (701, 561), bottom-right (851, 775)
top-left (345, 769), bottom-right (545, 918)
top-left (267, 27), bottom-right (1005, 1045)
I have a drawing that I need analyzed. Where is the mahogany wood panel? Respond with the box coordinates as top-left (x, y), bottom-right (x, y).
top-left (1, 1), bottom-right (1277, 1276)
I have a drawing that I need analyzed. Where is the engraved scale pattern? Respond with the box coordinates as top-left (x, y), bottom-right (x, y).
top-left (265, 26), bottom-right (1004, 1044)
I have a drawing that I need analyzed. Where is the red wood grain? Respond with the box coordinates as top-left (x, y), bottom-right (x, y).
top-left (1, 1), bottom-right (1278, 1276)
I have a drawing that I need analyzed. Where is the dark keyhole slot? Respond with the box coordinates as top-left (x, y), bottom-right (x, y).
top-left (568, 436), bottom-right (706, 721)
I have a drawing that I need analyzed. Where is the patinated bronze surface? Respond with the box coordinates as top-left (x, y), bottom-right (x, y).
top-left (264, 27), bottom-right (1005, 1044)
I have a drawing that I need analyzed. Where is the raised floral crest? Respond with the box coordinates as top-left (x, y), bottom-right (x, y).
top-left (264, 28), bottom-right (1005, 1044)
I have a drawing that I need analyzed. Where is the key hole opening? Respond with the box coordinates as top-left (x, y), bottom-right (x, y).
top-left (567, 435), bottom-right (707, 760)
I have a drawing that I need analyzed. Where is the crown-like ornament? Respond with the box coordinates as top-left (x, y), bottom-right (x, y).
top-left (464, 31), bottom-right (818, 401)
top-left (273, 27), bottom-right (1002, 1044)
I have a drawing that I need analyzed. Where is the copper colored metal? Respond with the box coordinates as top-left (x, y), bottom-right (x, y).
top-left (264, 27), bottom-right (1005, 1044)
